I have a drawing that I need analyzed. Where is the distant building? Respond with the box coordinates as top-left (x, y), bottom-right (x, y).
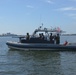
top-left (0, 32), bottom-right (18, 37)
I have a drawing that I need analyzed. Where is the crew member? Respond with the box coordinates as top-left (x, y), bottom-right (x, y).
top-left (26, 33), bottom-right (30, 40)
top-left (55, 34), bottom-right (60, 44)
top-left (41, 33), bottom-right (44, 40)
top-left (50, 33), bottom-right (54, 43)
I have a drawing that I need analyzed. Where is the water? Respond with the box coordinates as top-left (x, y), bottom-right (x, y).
top-left (0, 36), bottom-right (76, 75)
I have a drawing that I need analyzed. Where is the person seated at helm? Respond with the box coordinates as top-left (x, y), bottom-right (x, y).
top-left (41, 33), bottom-right (44, 40)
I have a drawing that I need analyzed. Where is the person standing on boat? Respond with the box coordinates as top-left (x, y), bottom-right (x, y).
top-left (50, 33), bottom-right (54, 43)
top-left (39, 33), bottom-right (42, 39)
top-left (26, 33), bottom-right (30, 40)
top-left (55, 34), bottom-right (60, 44)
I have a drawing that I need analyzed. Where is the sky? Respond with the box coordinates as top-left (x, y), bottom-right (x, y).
top-left (0, 0), bottom-right (76, 35)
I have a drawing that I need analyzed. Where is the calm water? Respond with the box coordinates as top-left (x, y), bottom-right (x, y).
top-left (0, 36), bottom-right (76, 75)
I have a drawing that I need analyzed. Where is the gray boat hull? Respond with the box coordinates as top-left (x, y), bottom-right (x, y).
top-left (6, 41), bottom-right (76, 51)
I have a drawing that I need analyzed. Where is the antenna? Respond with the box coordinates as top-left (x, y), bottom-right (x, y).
top-left (39, 14), bottom-right (43, 26)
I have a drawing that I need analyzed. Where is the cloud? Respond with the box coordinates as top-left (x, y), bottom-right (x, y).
top-left (65, 13), bottom-right (76, 20)
top-left (45, 0), bottom-right (54, 4)
top-left (26, 5), bottom-right (34, 8)
top-left (56, 7), bottom-right (76, 11)
top-left (68, 13), bottom-right (76, 17)
top-left (69, 0), bottom-right (76, 1)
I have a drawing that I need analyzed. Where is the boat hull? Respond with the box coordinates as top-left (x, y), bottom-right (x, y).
top-left (6, 41), bottom-right (76, 51)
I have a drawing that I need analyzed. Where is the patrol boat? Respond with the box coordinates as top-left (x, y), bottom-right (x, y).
top-left (6, 26), bottom-right (76, 51)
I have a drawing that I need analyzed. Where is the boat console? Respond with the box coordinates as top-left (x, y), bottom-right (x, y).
top-left (20, 26), bottom-right (63, 44)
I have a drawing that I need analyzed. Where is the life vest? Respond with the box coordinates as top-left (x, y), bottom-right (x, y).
top-left (64, 41), bottom-right (68, 46)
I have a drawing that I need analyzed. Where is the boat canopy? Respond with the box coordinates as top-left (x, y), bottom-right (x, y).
top-left (32, 26), bottom-right (64, 36)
